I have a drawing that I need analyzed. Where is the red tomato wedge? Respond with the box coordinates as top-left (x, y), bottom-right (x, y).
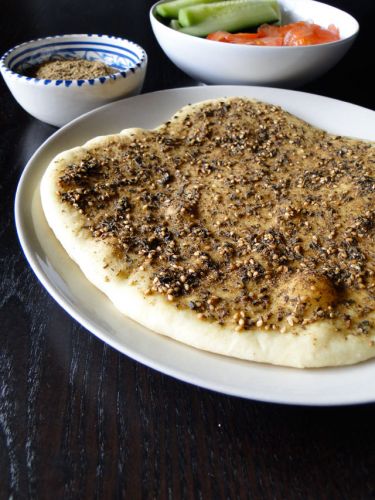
top-left (207, 22), bottom-right (340, 46)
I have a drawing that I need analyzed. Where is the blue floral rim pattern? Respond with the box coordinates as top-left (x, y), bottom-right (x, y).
top-left (0, 34), bottom-right (147, 87)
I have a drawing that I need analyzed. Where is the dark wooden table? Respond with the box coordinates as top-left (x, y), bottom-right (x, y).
top-left (1, 1), bottom-right (375, 498)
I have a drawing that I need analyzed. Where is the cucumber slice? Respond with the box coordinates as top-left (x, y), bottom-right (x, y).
top-left (156, 0), bottom-right (218, 19)
top-left (178, 0), bottom-right (280, 36)
top-left (170, 19), bottom-right (182, 30)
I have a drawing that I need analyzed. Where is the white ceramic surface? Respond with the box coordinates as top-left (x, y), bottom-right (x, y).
top-left (150, 0), bottom-right (358, 88)
top-left (0, 34), bottom-right (147, 127)
top-left (15, 85), bottom-right (375, 406)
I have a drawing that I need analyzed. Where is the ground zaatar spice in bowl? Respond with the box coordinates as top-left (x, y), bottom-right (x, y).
top-left (26, 58), bottom-right (117, 80)
top-left (0, 33), bottom-right (147, 125)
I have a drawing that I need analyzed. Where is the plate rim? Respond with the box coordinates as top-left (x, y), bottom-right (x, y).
top-left (15, 85), bottom-right (375, 406)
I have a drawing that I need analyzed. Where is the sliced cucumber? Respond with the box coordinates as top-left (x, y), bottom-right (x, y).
top-left (178, 0), bottom-right (280, 36)
top-left (156, 0), bottom-right (218, 19)
top-left (169, 19), bottom-right (182, 30)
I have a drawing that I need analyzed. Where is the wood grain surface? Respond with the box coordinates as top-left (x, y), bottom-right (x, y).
top-left (1, 0), bottom-right (375, 498)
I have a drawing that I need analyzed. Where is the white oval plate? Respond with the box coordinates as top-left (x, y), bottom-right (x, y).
top-left (15, 85), bottom-right (375, 406)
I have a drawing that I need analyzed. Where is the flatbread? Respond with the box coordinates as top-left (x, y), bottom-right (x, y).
top-left (40, 97), bottom-right (375, 368)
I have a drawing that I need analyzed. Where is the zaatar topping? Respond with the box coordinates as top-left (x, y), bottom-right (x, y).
top-left (26, 58), bottom-right (117, 80)
top-left (56, 98), bottom-right (375, 334)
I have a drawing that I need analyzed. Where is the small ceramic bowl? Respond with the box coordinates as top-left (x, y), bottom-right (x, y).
top-left (150, 0), bottom-right (359, 88)
top-left (0, 34), bottom-right (148, 126)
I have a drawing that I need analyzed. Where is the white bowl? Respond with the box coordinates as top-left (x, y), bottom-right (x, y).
top-left (150, 0), bottom-right (358, 88)
top-left (0, 34), bottom-right (148, 126)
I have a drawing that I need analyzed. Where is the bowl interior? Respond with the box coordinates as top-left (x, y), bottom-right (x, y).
top-left (3, 35), bottom-right (146, 79)
top-left (280, 0), bottom-right (358, 39)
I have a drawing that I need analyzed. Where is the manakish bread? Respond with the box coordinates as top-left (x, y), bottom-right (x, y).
top-left (40, 97), bottom-right (375, 368)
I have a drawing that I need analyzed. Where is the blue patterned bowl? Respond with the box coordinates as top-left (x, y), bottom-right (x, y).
top-left (0, 34), bottom-right (147, 126)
